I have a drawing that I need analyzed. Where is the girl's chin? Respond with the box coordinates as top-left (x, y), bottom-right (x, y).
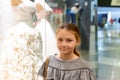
top-left (61, 52), bottom-right (69, 55)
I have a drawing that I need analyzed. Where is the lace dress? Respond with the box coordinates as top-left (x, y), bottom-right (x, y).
top-left (0, 22), bottom-right (42, 80)
top-left (0, 2), bottom-right (43, 80)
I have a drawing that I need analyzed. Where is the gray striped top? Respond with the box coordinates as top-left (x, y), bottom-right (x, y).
top-left (38, 55), bottom-right (96, 80)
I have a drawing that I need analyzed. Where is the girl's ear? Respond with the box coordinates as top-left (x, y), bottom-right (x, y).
top-left (11, 0), bottom-right (23, 6)
top-left (76, 41), bottom-right (79, 46)
top-left (76, 40), bottom-right (81, 46)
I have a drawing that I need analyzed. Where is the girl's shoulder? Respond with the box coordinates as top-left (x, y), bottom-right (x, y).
top-left (49, 55), bottom-right (92, 71)
top-left (38, 55), bottom-right (96, 80)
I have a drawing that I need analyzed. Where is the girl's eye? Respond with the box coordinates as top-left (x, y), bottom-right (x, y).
top-left (66, 39), bottom-right (72, 42)
top-left (57, 38), bottom-right (63, 42)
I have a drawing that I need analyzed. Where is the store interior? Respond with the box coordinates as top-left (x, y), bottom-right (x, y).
top-left (0, 0), bottom-right (120, 80)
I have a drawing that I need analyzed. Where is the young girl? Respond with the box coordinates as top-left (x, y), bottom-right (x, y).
top-left (38, 23), bottom-right (96, 80)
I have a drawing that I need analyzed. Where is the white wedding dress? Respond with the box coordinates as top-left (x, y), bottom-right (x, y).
top-left (0, 1), bottom-right (43, 80)
top-left (35, 18), bottom-right (59, 61)
top-left (34, 0), bottom-right (58, 61)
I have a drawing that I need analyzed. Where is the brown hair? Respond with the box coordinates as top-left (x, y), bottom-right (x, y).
top-left (56, 23), bottom-right (81, 57)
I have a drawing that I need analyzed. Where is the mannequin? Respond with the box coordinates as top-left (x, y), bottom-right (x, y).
top-left (0, 0), bottom-right (42, 80)
top-left (11, 0), bottom-right (22, 6)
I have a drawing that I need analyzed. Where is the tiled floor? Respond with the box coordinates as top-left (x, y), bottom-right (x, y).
top-left (82, 26), bottom-right (120, 80)
top-left (97, 34), bottom-right (120, 80)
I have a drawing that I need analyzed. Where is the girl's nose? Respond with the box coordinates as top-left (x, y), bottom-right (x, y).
top-left (61, 41), bottom-right (67, 46)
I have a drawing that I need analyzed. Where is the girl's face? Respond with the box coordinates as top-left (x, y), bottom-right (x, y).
top-left (56, 29), bottom-right (79, 55)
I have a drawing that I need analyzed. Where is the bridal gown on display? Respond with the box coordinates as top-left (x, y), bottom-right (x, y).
top-left (0, 0), bottom-right (43, 80)
top-left (0, 0), bottom-right (14, 55)
top-left (34, 0), bottom-right (59, 61)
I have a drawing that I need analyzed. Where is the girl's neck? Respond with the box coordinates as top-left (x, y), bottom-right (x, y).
top-left (57, 53), bottom-right (79, 60)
